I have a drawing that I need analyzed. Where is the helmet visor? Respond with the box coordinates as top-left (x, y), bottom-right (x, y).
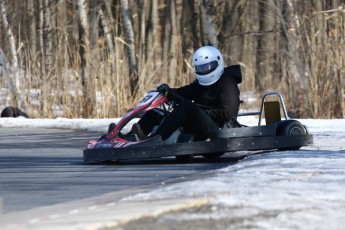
top-left (195, 61), bottom-right (218, 75)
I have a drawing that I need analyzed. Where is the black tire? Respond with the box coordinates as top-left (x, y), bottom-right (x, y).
top-left (276, 120), bottom-right (306, 136)
top-left (276, 120), bottom-right (306, 150)
top-left (175, 133), bottom-right (194, 163)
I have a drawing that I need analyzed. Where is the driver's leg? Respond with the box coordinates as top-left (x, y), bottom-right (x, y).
top-left (137, 110), bottom-right (164, 135)
top-left (154, 100), bottom-right (218, 141)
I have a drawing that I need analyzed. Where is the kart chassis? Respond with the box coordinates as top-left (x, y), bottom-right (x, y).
top-left (83, 91), bottom-right (313, 163)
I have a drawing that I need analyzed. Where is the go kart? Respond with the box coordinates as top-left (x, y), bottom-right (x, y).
top-left (83, 89), bottom-right (313, 163)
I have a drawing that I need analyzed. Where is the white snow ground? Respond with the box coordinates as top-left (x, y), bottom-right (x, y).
top-left (0, 116), bottom-right (344, 229)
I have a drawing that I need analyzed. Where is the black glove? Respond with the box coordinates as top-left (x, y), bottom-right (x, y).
top-left (156, 84), bottom-right (170, 96)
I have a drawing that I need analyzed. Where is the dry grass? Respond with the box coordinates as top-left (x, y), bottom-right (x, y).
top-left (0, 2), bottom-right (344, 119)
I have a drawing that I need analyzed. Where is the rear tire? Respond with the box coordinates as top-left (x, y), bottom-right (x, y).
top-left (276, 120), bottom-right (306, 150)
top-left (276, 120), bottom-right (306, 136)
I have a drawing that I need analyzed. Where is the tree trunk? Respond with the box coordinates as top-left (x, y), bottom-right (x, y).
top-left (90, 2), bottom-right (99, 50)
top-left (162, 2), bottom-right (170, 82)
top-left (43, 0), bottom-right (53, 74)
top-left (190, 0), bottom-right (202, 50)
top-left (0, 0), bottom-right (19, 107)
top-left (38, 0), bottom-right (46, 77)
top-left (0, 0), bottom-right (18, 69)
top-left (168, 0), bottom-right (177, 86)
top-left (201, 0), bottom-right (219, 47)
top-left (56, 0), bottom-right (69, 115)
top-left (138, 0), bottom-right (146, 68)
top-left (27, 0), bottom-right (37, 59)
top-left (56, 0), bottom-right (68, 71)
top-left (147, 0), bottom-right (159, 68)
top-left (256, 0), bottom-right (275, 92)
top-left (78, 0), bottom-right (90, 87)
top-left (77, 0), bottom-right (94, 117)
top-left (282, 0), bottom-right (313, 117)
top-left (0, 49), bottom-right (17, 107)
top-left (98, 6), bottom-right (116, 87)
top-left (120, 0), bottom-right (138, 97)
top-left (98, 8), bottom-right (114, 55)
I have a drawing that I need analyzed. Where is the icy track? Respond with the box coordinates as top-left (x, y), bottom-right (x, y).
top-left (121, 118), bottom-right (345, 229)
top-left (0, 117), bottom-right (345, 229)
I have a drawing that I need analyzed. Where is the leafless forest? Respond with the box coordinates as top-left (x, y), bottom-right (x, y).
top-left (0, 0), bottom-right (344, 118)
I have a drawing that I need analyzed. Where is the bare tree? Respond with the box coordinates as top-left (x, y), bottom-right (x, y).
top-left (0, 0), bottom-right (17, 69)
top-left (39, 0), bottom-right (54, 116)
top-left (120, 0), bottom-right (138, 97)
top-left (98, 6), bottom-right (114, 56)
top-left (0, 0), bottom-right (19, 107)
top-left (201, 0), bottom-right (219, 47)
top-left (77, 0), bottom-right (95, 117)
top-left (137, 0), bottom-right (146, 66)
top-left (255, 0), bottom-right (276, 92)
top-left (167, 0), bottom-right (178, 86)
top-left (279, 0), bottom-right (313, 117)
top-left (190, 0), bottom-right (202, 49)
top-left (147, 0), bottom-right (159, 63)
top-left (78, 0), bottom-right (90, 86)
top-left (98, 4), bottom-right (117, 87)
top-left (43, 0), bottom-right (53, 74)
top-left (27, 0), bottom-right (37, 59)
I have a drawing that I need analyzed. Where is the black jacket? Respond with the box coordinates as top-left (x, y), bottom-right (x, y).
top-left (171, 65), bottom-right (242, 127)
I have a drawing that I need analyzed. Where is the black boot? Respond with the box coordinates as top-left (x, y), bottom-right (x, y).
top-left (108, 122), bottom-right (116, 134)
top-left (106, 122), bottom-right (146, 142)
top-left (97, 123), bottom-right (117, 141)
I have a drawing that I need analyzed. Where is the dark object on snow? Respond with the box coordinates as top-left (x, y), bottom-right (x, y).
top-left (1, 106), bottom-right (29, 118)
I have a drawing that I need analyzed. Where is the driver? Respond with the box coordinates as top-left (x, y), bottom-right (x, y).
top-left (118, 46), bottom-right (241, 141)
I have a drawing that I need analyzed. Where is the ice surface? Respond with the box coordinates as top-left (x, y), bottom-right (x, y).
top-left (1, 116), bottom-right (344, 228)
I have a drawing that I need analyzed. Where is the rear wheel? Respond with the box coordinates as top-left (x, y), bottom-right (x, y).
top-left (276, 120), bottom-right (306, 136)
top-left (276, 120), bottom-right (306, 150)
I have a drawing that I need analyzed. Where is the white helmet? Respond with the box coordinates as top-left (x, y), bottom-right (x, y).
top-left (192, 46), bottom-right (224, 86)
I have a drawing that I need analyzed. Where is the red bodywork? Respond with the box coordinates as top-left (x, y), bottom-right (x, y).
top-left (87, 91), bottom-right (168, 149)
